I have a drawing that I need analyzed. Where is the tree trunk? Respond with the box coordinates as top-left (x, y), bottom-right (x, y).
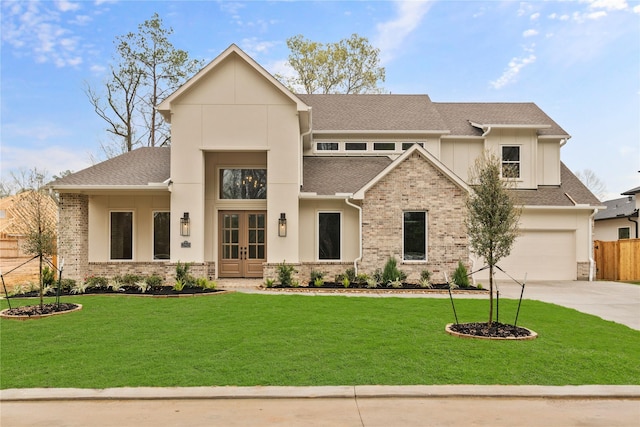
top-left (488, 264), bottom-right (494, 325)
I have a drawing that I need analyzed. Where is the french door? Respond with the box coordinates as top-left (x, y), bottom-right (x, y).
top-left (218, 211), bottom-right (266, 278)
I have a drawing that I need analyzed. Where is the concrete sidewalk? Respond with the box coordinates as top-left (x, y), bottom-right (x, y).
top-left (2, 386), bottom-right (639, 427)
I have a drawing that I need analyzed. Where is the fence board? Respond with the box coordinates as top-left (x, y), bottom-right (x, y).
top-left (595, 239), bottom-right (640, 281)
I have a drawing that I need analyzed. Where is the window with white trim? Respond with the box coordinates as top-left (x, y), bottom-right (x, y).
top-left (318, 212), bottom-right (341, 260)
top-left (501, 146), bottom-right (521, 178)
top-left (153, 211), bottom-right (170, 260)
top-left (316, 142), bottom-right (339, 151)
top-left (618, 227), bottom-right (630, 239)
top-left (403, 211), bottom-right (427, 261)
top-left (110, 211), bottom-right (133, 260)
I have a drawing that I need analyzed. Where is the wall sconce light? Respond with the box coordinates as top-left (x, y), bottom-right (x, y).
top-left (278, 212), bottom-right (287, 237)
top-left (180, 212), bottom-right (190, 236)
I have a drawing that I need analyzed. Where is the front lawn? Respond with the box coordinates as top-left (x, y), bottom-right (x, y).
top-left (1, 293), bottom-right (639, 389)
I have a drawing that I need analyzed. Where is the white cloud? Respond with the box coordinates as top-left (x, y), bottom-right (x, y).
top-left (530, 12), bottom-right (540, 20)
top-left (0, 144), bottom-right (91, 180)
top-left (584, 0), bottom-right (629, 11)
top-left (374, 0), bottom-right (434, 64)
top-left (240, 38), bottom-right (277, 57)
top-left (548, 13), bottom-right (571, 21)
top-left (490, 53), bottom-right (537, 89)
top-left (523, 29), bottom-right (538, 37)
top-left (55, 0), bottom-right (80, 12)
top-left (0, 1), bottom-right (86, 67)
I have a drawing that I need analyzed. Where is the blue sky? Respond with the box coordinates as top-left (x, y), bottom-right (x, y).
top-left (1, 0), bottom-right (639, 199)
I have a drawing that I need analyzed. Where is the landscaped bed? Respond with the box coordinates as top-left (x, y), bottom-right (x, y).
top-left (2, 293), bottom-right (639, 389)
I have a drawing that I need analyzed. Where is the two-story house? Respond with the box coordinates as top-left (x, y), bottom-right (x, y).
top-left (594, 186), bottom-right (639, 241)
top-left (50, 44), bottom-right (601, 284)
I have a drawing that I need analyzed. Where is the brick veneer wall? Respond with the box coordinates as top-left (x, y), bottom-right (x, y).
top-left (576, 261), bottom-right (590, 281)
top-left (58, 193), bottom-right (89, 283)
top-left (359, 152), bottom-right (469, 283)
top-left (263, 261), bottom-right (354, 285)
top-left (87, 262), bottom-right (216, 284)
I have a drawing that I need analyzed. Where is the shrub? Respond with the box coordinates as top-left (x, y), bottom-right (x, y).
top-left (344, 268), bottom-right (357, 283)
top-left (59, 278), bottom-right (76, 292)
top-left (85, 276), bottom-right (108, 290)
top-left (355, 273), bottom-right (369, 285)
top-left (136, 280), bottom-right (150, 293)
top-left (419, 270), bottom-right (432, 289)
top-left (313, 276), bottom-right (324, 287)
top-left (264, 278), bottom-right (275, 288)
top-left (452, 261), bottom-right (470, 288)
top-left (372, 269), bottom-right (383, 284)
top-left (341, 276), bottom-right (350, 288)
top-left (71, 281), bottom-right (90, 294)
top-left (196, 277), bottom-right (216, 290)
top-left (108, 277), bottom-right (125, 292)
top-left (145, 274), bottom-right (164, 288)
top-left (173, 279), bottom-right (185, 292)
top-left (276, 260), bottom-right (296, 286)
top-left (310, 270), bottom-right (325, 283)
top-left (366, 277), bottom-right (379, 289)
top-left (389, 278), bottom-right (403, 289)
top-left (42, 265), bottom-right (55, 287)
top-left (121, 274), bottom-right (141, 286)
top-left (382, 257), bottom-right (406, 284)
top-left (175, 261), bottom-right (195, 287)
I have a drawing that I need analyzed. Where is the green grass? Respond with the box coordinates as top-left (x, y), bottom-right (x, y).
top-left (1, 293), bottom-right (639, 389)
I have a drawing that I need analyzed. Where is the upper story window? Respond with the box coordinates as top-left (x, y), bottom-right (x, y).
top-left (345, 142), bottom-right (367, 151)
top-left (373, 142), bottom-right (396, 151)
top-left (402, 142), bottom-right (423, 150)
top-left (220, 169), bottom-right (267, 199)
top-left (618, 227), bottom-right (630, 239)
top-left (501, 146), bottom-right (521, 179)
top-left (316, 142), bottom-right (339, 151)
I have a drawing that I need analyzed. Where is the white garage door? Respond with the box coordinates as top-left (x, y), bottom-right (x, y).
top-left (475, 230), bottom-right (577, 281)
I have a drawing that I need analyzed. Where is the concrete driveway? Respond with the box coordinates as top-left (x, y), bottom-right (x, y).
top-left (493, 280), bottom-right (640, 331)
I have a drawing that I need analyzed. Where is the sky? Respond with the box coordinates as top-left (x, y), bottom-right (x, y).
top-left (1, 0), bottom-right (639, 200)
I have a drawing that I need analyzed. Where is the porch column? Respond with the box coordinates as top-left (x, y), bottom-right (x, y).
top-left (58, 193), bottom-right (89, 283)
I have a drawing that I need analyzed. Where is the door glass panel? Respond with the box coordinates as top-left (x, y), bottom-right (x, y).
top-left (247, 213), bottom-right (266, 260)
top-left (222, 214), bottom-right (240, 260)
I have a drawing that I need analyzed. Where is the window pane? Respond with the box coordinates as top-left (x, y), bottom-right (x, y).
top-left (404, 211), bottom-right (426, 261)
top-left (345, 142), bottom-right (367, 151)
top-left (153, 212), bottom-right (170, 260)
top-left (317, 142), bottom-right (338, 151)
top-left (402, 142), bottom-right (423, 150)
top-left (619, 227), bottom-right (630, 239)
top-left (501, 146), bottom-right (520, 178)
top-left (111, 212), bottom-right (133, 260)
top-left (374, 142), bottom-right (395, 151)
top-left (220, 169), bottom-right (267, 199)
top-left (319, 212), bottom-right (341, 260)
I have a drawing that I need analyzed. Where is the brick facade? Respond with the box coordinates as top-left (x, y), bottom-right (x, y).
top-left (87, 261), bottom-right (216, 285)
top-left (576, 261), bottom-right (590, 281)
top-left (359, 152), bottom-right (469, 283)
top-left (264, 261), bottom-right (354, 285)
top-left (58, 193), bottom-right (89, 283)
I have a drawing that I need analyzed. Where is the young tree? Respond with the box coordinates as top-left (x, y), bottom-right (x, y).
top-left (575, 169), bottom-right (607, 201)
top-left (277, 34), bottom-right (385, 94)
top-left (465, 153), bottom-right (521, 324)
top-left (85, 13), bottom-right (203, 157)
top-left (10, 168), bottom-right (57, 309)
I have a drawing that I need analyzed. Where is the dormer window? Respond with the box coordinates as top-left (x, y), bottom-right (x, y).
top-left (501, 146), bottom-right (520, 178)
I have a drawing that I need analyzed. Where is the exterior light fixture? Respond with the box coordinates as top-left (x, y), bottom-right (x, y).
top-left (278, 212), bottom-right (287, 237)
top-left (180, 212), bottom-right (190, 236)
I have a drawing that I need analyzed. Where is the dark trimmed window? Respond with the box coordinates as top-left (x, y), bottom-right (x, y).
top-left (110, 211), bottom-right (133, 260)
top-left (502, 146), bottom-right (521, 178)
top-left (403, 211), bottom-right (427, 261)
top-left (374, 142), bottom-right (395, 151)
top-left (318, 212), bottom-right (341, 260)
top-left (619, 227), bottom-right (630, 239)
top-left (153, 212), bottom-right (170, 260)
top-left (316, 142), bottom-right (339, 151)
top-left (345, 142), bottom-right (367, 151)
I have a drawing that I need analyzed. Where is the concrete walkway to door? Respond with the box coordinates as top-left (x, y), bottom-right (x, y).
top-left (219, 278), bottom-right (640, 331)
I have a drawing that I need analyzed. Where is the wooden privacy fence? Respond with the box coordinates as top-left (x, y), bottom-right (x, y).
top-left (594, 239), bottom-right (640, 281)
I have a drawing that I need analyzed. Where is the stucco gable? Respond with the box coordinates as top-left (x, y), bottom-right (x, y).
top-left (158, 44), bottom-right (309, 122)
top-left (353, 145), bottom-right (471, 199)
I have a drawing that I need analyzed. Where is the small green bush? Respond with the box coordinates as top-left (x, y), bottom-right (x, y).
top-left (175, 261), bottom-right (195, 287)
top-left (173, 279), bottom-right (185, 292)
top-left (145, 274), bottom-right (164, 288)
top-left (452, 261), bottom-right (470, 288)
top-left (310, 270), bottom-right (325, 283)
top-left (366, 277), bottom-right (379, 289)
top-left (382, 257), bottom-right (406, 284)
top-left (85, 276), bottom-right (108, 289)
top-left (121, 274), bottom-right (141, 286)
top-left (344, 268), bottom-right (357, 283)
top-left (41, 265), bottom-right (55, 287)
top-left (264, 278), bottom-right (275, 288)
top-left (276, 261), bottom-right (296, 286)
top-left (196, 277), bottom-right (217, 290)
top-left (59, 278), bottom-right (76, 292)
top-left (342, 276), bottom-right (350, 288)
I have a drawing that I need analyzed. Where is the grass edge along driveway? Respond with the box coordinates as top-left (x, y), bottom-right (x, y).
top-left (1, 293), bottom-right (639, 389)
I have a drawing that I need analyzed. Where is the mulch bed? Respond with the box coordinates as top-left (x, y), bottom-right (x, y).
top-left (265, 282), bottom-right (486, 293)
top-left (447, 322), bottom-right (536, 340)
top-left (5, 287), bottom-right (223, 298)
top-left (2, 303), bottom-right (81, 318)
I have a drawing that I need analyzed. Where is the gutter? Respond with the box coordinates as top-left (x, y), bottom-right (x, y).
top-left (345, 197), bottom-right (363, 275)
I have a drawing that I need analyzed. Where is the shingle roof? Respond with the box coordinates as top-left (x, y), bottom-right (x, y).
top-left (595, 196), bottom-right (637, 220)
top-left (622, 185), bottom-right (640, 196)
top-left (511, 163), bottom-right (602, 207)
top-left (301, 156), bottom-right (392, 195)
top-left (433, 103), bottom-right (569, 137)
top-left (296, 94), bottom-right (448, 132)
top-left (49, 147), bottom-right (170, 188)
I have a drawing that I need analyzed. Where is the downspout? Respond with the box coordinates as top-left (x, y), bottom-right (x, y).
top-left (589, 208), bottom-right (598, 281)
top-left (299, 107), bottom-right (313, 188)
top-left (345, 197), bottom-right (362, 275)
top-left (628, 210), bottom-right (639, 239)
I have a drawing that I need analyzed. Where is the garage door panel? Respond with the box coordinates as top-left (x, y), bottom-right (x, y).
top-left (474, 231), bottom-right (576, 281)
